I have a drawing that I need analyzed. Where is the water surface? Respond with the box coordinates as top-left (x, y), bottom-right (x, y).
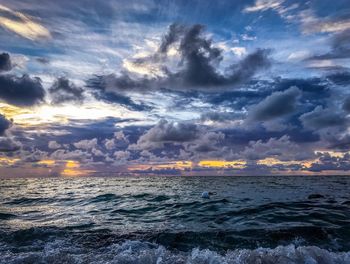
top-left (0, 176), bottom-right (349, 263)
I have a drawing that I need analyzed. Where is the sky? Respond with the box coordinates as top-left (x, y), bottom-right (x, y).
top-left (1, 0), bottom-right (350, 177)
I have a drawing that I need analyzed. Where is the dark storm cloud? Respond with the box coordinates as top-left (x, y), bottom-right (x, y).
top-left (158, 23), bottom-right (185, 54)
top-left (200, 111), bottom-right (242, 122)
top-left (0, 74), bottom-right (45, 106)
top-left (248, 86), bottom-right (301, 121)
top-left (299, 106), bottom-right (348, 130)
top-left (308, 30), bottom-right (350, 60)
top-left (88, 24), bottom-right (271, 94)
top-left (0, 53), bottom-right (11, 72)
top-left (87, 75), bottom-right (153, 111)
top-left (0, 114), bottom-right (11, 135)
top-left (174, 24), bottom-right (225, 86)
top-left (327, 71), bottom-right (350, 85)
top-left (159, 24), bottom-right (271, 87)
top-left (0, 54), bottom-right (45, 108)
top-left (227, 49), bottom-right (271, 85)
top-left (49, 77), bottom-right (84, 104)
top-left (343, 97), bottom-right (350, 112)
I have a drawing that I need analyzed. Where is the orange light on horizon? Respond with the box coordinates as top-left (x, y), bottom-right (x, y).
top-left (0, 157), bottom-right (20, 165)
top-left (128, 161), bottom-right (193, 171)
top-left (37, 159), bottom-right (56, 166)
top-left (61, 160), bottom-right (95, 177)
top-left (198, 160), bottom-right (246, 169)
top-left (257, 157), bottom-right (317, 169)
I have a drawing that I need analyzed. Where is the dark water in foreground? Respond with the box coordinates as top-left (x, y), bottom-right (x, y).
top-left (0, 176), bottom-right (349, 263)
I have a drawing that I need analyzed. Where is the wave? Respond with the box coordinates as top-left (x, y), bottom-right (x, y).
top-left (1, 223), bottom-right (349, 252)
top-left (0, 239), bottom-right (349, 264)
top-left (88, 193), bottom-right (120, 203)
top-left (4, 196), bottom-right (74, 205)
top-left (0, 212), bottom-right (16, 220)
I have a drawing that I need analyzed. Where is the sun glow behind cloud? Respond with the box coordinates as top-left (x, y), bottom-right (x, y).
top-left (0, 157), bottom-right (20, 166)
top-left (0, 102), bottom-right (145, 127)
top-left (128, 161), bottom-right (193, 172)
top-left (61, 160), bottom-right (82, 177)
top-left (198, 160), bottom-right (247, 169)
top-left (0, 4), bottom-right (51, 40)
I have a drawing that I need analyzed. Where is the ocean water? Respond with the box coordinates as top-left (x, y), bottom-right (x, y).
top-left (0, 176), bottom-right (349, 264)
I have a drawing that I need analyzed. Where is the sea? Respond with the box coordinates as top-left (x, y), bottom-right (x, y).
top-left (0, 176), bottom-right (349, 263)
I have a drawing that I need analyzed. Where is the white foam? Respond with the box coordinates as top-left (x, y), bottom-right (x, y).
top-left (1, 240), bottom-right (349, 264)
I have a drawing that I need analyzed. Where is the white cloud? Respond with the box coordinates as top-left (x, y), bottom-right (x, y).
top-left (244, 0), bottom-right (285, 13)
top-left (300, 9), bottom-right (350, 34)
top-left (73, 138), bottom-right (98, 150)
top-left (287, 50), bottom-right (311, 61)
top-left (48, 141), bottom-right (61, 150)
top-left (241, 34), bottom-right (257, 41)
top-left (0, 4), bottom-right (51, 40)
top-left (231, 47), bottom-right (247, 57)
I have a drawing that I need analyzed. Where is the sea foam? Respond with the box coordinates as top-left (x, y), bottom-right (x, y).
top-left (1, 240), bottom-right (349, 264)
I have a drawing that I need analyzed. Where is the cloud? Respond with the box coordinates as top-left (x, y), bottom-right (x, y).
top-left (113, 150), bottom-right (130, 161)
top-left (129, 120), bottom-right (226, 162)
top-left (89, 24), bottom-right (271, 93)
top-left (0, 4), bottom-right (51, 40)
top-left (186, 131), bottom-right (225, 154)
top-left (343, 97), bottom-right (350, 112)
top-left (131, 120), bottom-right (199, 150)
top-left (104, 131), bottom-right (129, 150)
top-left (200, 111), bottom-right (241, 122)
top-left (50, 149), bottom-right (91, 162)
top-left (0, 74), bottom-right (45, 106)
top-left (308, 30), bottom-right (350, 60)
top-left (300, 9), bottom-right (350, 34)
top-left (0, 53), bottom-right (11, 71)
top-left (0, 135), bottom-right (21, 152)
top-left (248, 86), bottom-right (301, 121)
top-left (231, 47), bottom-right (247, 57)
top-left (299, 106), bottom-right (348, 130)
top-left (48, 141), bottom-right (61, 150)
top-left (73, 138), bottom-right (98, 150)
top-left (273, 77), bottom-right (329, 95)
top-left (327, 71), bottom-right (350, 85)
top-left (309, 152), bottom-right (350, 172)
top-left (104, 138), bottom-right (115, 150)
top-left (244, 0), bottom-right (285, 13)
top-left (49, 77), bottom-right (84, 104)
top-left (242, 135), bottom-right (314, 161)
top-left (0, 114), bottom-right (11, 135)
top-left (173, 24), bottom-right (225, 87)
top-left (87, 75), bottom-right (153, 111)
top-left (171, 24), bottom-right (271, 87)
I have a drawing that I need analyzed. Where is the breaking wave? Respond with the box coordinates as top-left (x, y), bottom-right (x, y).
top-left (1, 239), bottom-right (349, 264)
